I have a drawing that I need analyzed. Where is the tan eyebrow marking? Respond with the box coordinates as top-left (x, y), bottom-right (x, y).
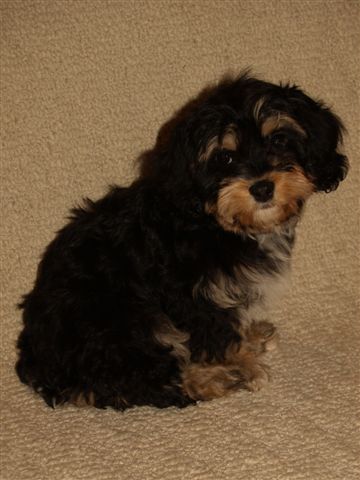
top-left (221, 124), bottom-right (239, 151)
top-left (261, 113), bottom-right (306, 137)
top-left (199, 124), bottom-right (239, 162)
top-left (253, 96), bottom-right (267, 122)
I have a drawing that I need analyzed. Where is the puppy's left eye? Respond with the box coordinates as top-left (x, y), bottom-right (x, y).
top-left (271, 133), bottom-right (289, 149)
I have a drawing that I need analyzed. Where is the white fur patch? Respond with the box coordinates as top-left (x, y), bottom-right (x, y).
top-left (193, 229), bottom-right (293, 327)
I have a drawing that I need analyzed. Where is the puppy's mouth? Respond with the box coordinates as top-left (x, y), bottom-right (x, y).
top-left (258, 201), bottom-right (274, 210)
top-left (206, 168), bottom-right (314, 234)
top-left (252, 203), bottom-right (282, 231)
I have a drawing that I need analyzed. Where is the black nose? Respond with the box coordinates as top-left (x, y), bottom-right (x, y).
top-left (249, 180), bottom-right (275, 202)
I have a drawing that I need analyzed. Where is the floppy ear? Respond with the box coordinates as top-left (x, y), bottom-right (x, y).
top-left (310, 151), bottom-right (348, 192)
top-left (303, 103), bottom-right (349, 192)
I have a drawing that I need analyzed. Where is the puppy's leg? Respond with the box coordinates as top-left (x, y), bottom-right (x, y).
top-left (181, 321), bottom-right (277, 401)
top-left (181, 352), bottom-right (269, 400)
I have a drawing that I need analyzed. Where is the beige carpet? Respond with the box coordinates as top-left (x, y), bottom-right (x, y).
top-left (1, 1), bottom-right (359, 479)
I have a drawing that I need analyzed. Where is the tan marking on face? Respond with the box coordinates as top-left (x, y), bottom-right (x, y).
top-left (199, 136), bottom-right (218, 162)
top-left (267, 166), bottom-right (314, 220)
top-left (206, 178), bottom-right (254, 232)
top-left (207, 167), bottom-right (314, 234)
top-left (199, 124), bottom-right (239, 162)
top-left (253, 96), bottom-right (267, 122)
top-left (221, 124), bottom-right (239, 151)
top-left (261, 113), bottom-right (306, 137)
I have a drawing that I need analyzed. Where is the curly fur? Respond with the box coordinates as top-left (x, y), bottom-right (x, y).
top-left (16, 73), bottom-right (348, 410)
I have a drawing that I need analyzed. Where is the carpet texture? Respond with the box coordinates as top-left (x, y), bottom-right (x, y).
top-left (1, 1), bottom-right (359, 479)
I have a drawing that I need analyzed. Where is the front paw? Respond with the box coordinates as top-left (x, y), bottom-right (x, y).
top-left (244, 361), bottom-right (271, 392)
top-left (242, 321), bottom-right (279, 355)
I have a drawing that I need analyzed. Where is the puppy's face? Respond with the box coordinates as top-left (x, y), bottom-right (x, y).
top-left (177, 82), bottom-right (348, 234)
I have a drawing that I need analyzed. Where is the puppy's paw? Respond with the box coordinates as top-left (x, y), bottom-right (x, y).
top-left (244, 362), bottom-right (271, 392)
top-left (243, 320), bottom-right (279, 355)
top-left (181, 364), bottom-right (247, 401)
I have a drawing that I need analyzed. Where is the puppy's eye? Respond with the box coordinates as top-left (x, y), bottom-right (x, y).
top-left (271, 133), bottom-right (289, 149)
top-left (219, 150), bottom-right (233, 164)
top-left (211, 149), bottom-right (236, 168)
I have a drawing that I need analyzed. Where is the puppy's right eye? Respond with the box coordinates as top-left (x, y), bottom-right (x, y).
top-left (214, 150), bottom-right (234, 164)
top-left (222, 151), bottom-right (233, 164)
top-left (210, 150), bottom-right (237, 170)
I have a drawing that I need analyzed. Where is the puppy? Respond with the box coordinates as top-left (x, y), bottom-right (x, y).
top-left (16, 73), bottom-right (348, 410)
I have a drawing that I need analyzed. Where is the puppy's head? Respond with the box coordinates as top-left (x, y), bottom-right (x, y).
top-left (142, 75), bottom-right (348, 234)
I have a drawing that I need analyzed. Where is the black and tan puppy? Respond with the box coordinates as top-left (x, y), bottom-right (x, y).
top-left (16, 73), bottom-right (348, 410)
